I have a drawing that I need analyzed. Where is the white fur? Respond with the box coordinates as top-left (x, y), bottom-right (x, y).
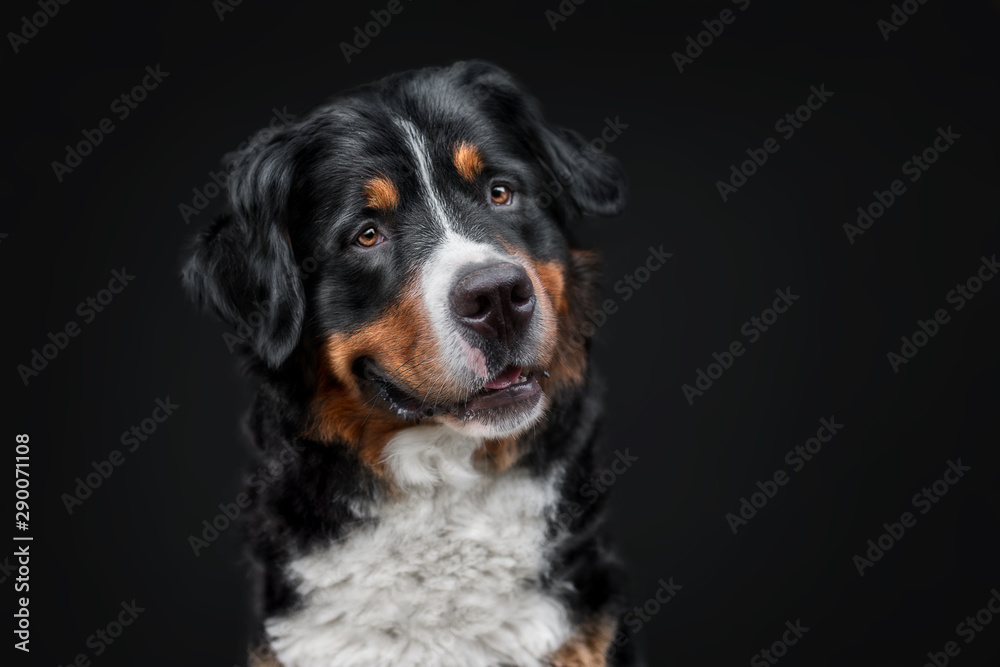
top-left (420, 232), bottom-right (506, 381)
top-left (266, 425), bottom-right (571, 666)
top-left (381, 421), bottom-right (485, 489)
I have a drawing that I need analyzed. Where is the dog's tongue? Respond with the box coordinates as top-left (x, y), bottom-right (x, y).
top-left (483, 365), bottom-right (523, 390)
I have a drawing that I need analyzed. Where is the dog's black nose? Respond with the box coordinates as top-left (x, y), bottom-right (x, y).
top-left (450, 263), bottom-right (535, 343)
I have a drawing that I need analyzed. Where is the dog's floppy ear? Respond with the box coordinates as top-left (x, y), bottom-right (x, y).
top-left (182, 130), bottom-right (306, 369)
top-left (456, 60), bottom-right (627, 221)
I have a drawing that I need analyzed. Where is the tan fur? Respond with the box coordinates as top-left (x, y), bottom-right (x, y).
top-left (476, 434), bottom-right (525, 471)
top-left (363, 174), bottom-right (399, 211)
top-left (453, 141), bottom-right (485, 182)
top-left (534, 250), bottom-right (599, 398)
top-left (548, 617), bottom-right (616, 667)
top-left (307, 376), bottom-right (406, 477)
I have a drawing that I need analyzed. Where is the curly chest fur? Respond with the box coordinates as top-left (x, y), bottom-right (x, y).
top-left (265, 426), bottom-right (573, 667)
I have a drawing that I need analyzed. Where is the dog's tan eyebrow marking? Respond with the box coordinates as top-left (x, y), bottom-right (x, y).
top-left (453, 141), bottom-right (484, 182)
top-left (363, 174), bottom-right (399, 211)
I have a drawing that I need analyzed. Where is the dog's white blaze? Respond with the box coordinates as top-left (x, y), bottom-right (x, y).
top-left (396, 118), bottom-right (452, 231)
top-left (266, 425), bottom-right (572, 667)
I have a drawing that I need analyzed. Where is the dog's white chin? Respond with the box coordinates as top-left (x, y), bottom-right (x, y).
top-left (436, 393), bottom-right (549, 440)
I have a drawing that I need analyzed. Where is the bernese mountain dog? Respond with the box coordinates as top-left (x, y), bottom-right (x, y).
top-left (183, 60), bottom-right (634, 667)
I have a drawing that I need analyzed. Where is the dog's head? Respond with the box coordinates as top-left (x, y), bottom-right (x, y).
top-left (184, 61), bottom-right (625, 457)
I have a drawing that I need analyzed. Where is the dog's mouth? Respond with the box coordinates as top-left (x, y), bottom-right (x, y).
top-left (361, 360), bottom-right (543, 424)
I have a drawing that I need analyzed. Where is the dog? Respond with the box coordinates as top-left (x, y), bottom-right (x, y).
top-left (183, 60), bottom-right (634, 667)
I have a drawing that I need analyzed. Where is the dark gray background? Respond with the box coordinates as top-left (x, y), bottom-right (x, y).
top-left (4, 0), bottom-right (999, 665)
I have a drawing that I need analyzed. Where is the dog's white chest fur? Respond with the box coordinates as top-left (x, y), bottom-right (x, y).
top-left (266, 426), bottom-right (571, 667)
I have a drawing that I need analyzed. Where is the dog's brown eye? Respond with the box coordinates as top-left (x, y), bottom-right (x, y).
top-left (490, 184), bottom-right (513, 206)
top-left (356, 227), bottom-right (384, 247)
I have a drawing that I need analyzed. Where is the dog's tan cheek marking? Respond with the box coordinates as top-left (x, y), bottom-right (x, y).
top-left (533, 258), bottom-right (568, 318)
top-left (363, 174), bottom-right (400, 211)
top-left (306, 284), bottom-right (448, 476)
top-left (548, 617), bottom-right (616, 667)
top-left (453, 141), bottom-right (484, 182)
top-left (321, 288), bottom-right (431, 390)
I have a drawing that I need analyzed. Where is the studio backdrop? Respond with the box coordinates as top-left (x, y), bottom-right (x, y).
top-left (4, 1), bottom-right (999, 665)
